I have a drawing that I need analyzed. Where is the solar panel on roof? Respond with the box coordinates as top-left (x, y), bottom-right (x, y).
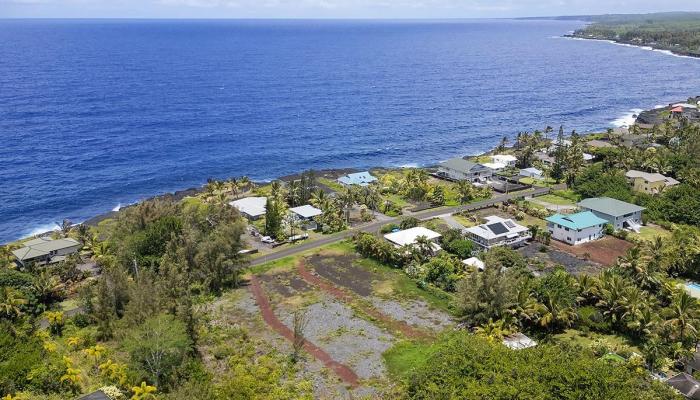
top-left (504, 220), bottom-right (516, 228)
top-left (487, 223), bottom-right (509, 235)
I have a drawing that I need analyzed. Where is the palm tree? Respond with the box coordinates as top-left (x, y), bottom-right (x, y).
top-left (475, 318), bottom-right (511, 342)
top-left (665, 290), bottom-right (700, 344)
top-left (528, 225), bottom-right (540, 242)
top-left (412, 235), bottom-right (434, 263)
top-left (227, 178), bottom-right (240, 200)
top-left (0, 287), bottom-right (27, 320)
top-left (456, 181), bottom-right (475, 204)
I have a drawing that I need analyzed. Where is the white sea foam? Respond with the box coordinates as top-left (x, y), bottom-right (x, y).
top-left (611, 108), bottom-right (644, 128)
top-left (560, 36), bottom-right (699, 61)
top-left (21, 223), bottom-right (59, 239)
top-left (399, 163), bottom-right (419, 168)
top-left (112, 203), bottom-right (122, 212)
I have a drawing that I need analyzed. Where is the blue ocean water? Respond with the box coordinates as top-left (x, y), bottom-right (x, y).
top-left (1, 19), bottom-right (699, 243)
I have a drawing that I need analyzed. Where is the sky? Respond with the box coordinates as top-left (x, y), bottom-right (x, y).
top-left (0, 0), bottom-right (699, 19)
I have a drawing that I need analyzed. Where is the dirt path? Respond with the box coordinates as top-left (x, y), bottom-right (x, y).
top-left (248, 275), bottom-right (360, 387)
top-left (297, 260), bottom-right (431, 340)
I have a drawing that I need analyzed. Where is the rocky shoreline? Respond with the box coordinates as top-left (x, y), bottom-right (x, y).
top-left (565, 34), bottom-right (700, 59)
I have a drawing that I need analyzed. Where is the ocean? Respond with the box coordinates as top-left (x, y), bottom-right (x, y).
top-left (1, 19), bottom-right (699, 243)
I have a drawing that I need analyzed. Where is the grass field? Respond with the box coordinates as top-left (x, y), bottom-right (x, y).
top-left (629, 225), bottom-right (672, 242)
top-left (533, 194), bottom-right (576, 206)
top-left (553, 329), bottom-right (641, 355)
top-left (519, 177), bottom-right (557, 187)
top-left (383, 340), bottom-right (437, 378)
top-left (316, 177), bottom-right (345, 192)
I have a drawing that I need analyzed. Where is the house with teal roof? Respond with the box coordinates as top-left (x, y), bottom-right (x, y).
top-left (546, 211), bottom-right (608, 246)
top-left (338, 171), bottom-right (378, 187)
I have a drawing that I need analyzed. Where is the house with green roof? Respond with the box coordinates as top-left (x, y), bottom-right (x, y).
top-left (12, 237), bottom-right (82, 267)
top-left (546, 211), bottom-right (608, 246)
top-left (577, 197), bottom-right (645, 232)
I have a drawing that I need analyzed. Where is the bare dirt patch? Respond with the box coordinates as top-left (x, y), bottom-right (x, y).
top-left (550, 236), bottom-right (633, 266)
top-left (307, 252), bottom-right (378, 297)
top-left (369, 297), bottom-right (453, 330)
top-left (519, 243), bottom-right (602, 275)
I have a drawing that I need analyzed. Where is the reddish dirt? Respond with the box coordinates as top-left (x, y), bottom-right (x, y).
top-left (248, 275), bottom-right (360, 387)
top-left (297, 260), bottom-right (431, 340)
top-left (550, 236), bottom-right (633, 266)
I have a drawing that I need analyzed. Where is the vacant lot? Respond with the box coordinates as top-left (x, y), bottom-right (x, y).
top-left (519, 243), bottom-right (601, 275)
top-left (550, 236), bottom-right (633, 266)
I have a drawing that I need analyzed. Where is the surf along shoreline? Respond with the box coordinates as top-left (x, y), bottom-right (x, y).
top-left (5, 99), bottom-right (672, 245)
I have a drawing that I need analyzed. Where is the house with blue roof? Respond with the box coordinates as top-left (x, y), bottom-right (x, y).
top-left (337, 171), bottom-right (378, 187)
top-left (546, 211), bottom-right (608, 246)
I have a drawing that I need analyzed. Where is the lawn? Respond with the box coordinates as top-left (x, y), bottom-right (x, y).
top-left (316, 177), bottom-right (344, 192)
top-left (452, 213), bottom-right (478, 228)
top-left (629, 225), bottom-right (672, 242)
top-left (383, 340), bottom-right (437, 378)
top-left (553, 329), bottom-right (641, 355)
top-left (519, 177), bottom-right (557, 187)
top-left (533, 194), bottom-right (576, 206)
top-left (383, 193), bottom-right (411, 208)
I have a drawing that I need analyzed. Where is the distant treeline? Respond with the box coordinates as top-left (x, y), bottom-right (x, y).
top-left (559, 12), bottom-right (700, 56)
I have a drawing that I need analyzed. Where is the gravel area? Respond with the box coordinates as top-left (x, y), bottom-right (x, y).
top-left (279, 295), bottom-right (395, 380)
top-left (370, 297), bottom-right (454, 330)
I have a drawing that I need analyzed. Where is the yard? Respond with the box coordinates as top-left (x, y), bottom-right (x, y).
top-left (531, 194), bottom-right (576, 206)
top-left (628, 224), bottom-right (672, 242)
top-left (519, 177), bottom-right (557, 187)
top-left (550, 236), bottom-right (633, 266)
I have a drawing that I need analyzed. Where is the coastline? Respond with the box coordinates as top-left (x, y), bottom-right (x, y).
top-left (563, 34), bottom-right (700, 60)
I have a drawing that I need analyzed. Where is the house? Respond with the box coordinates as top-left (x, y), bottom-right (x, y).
top-left (12, 237), bottom-right (82, 267)
top-left (436, 157), bottom-right (492, 183)
top-left (587, 139), bottom-right (615, 149)
top-left (520, 167), bottom-right (543, 180)
top-left (490, 154), bottom-right (517, 167)
top-left (666, 373), bottom-right (700, 399)
top-left (502, 333), bottom-right (537, 350)
top-left (337, 171), bottom-right (377, 187)
top-left (534, 152), bottom-right (554, 165)
top-left (546, 211), bottom-right (607, 246)
top-left (288, 204), bottom-right (323, 230)
top-left (464, 215), bottom-right (530, 250)
top-left (578, 197), bottom-right (645, 232)
top-left (625, 170), bottom-right (680, 194)
top-left (384, 227), bottom-right (442, 253)
top-left (482, 162), bottom-right (507, 171)
top-left (671, 106), bottom-right (685, 118)
top-left (229, 197), bottom-right (267, 220)
top-left (462, 257), bottom-right (485, 270)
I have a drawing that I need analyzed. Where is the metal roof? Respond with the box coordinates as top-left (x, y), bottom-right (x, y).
top-left (338, 171), bottom-right (377, 186)
top-left (229, 197), bottom-right (267, 217)
top-left (12, 237), bottom-right (81, 261)
top-left (578, 197), bottom-right (645, 217)
top-left (546, 211), bottom-right (608, 230)
top-left (289, 205), bottom-right (322, 219)
top-left (439, 157), bottom-right (481, 173)
top-left (384, 227), bottom-right (441, 247)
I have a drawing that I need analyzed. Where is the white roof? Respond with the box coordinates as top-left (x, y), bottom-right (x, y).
top-left (583, 153), bottom-right (594, 161)
top-left (521, 167), bottom-right (543, 175)
top-left (626, 170), bottom-right (679, 185)
top-left (482, 162), bottom-right (507, 171)
top-left (502, 333), bottom-right (537, 350)
top-left (462, 257), bottom-right (485, 270)
top-left (384, 227), bottom-right (441, 247)
top-left (229, 197), bottom-right (267, 217)
top-left (465, 215), bottom-right (529, 241)
top-left (289, 204), bottom-right (322, 219)
top-left (491, 154), bottom-right (517, 163)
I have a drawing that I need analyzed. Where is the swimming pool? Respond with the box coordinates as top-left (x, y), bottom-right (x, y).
top-left (687, 282), bottom-right (700, 291)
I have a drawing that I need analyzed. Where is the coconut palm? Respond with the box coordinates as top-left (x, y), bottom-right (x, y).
top-left (475, 318), bottom-right (512, 342)
top-left (0, 287), bottom-right (27, 320)
top-left (227, 178), bottom-right (240, 200)
top-left (411, 235), bottom-right (435, 263)
top-left (665, 290), bottom-right (700, 344)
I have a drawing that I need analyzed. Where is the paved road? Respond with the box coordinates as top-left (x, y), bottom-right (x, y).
top-left (248, 187), bottom-right (550, 267)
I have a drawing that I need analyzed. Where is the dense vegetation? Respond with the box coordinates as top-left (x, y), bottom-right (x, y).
top-left (404, 333), bottom-right (679, 399)
top-left (572, 12), bottom-right (700, 56)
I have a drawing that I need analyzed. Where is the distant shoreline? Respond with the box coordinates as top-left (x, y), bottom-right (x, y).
top-left (564, 34), bottom-right (700, 60)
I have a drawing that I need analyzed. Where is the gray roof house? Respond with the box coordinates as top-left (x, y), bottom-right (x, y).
top-left (12, 237), bottom-right (82, 267)
top-left (666, 373), bottom-right (700, 399)
top-left (436, 157), bottom-right (492, 183)
top-left (229, 197), bottom-right (267, 220)
top-left (578, 197), bottom-right (645, 232)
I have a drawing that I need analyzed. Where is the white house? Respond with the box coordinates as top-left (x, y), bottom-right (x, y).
top-left (578, 197), bottom-right (645, 232)
top-left (520, 167), bottom-right (543, 180)
top-left (502, 333), bottom-right (537, 350)
top-left (482, 162), bottom-right (507, 171)
top-left (464, 216), bottom-right (530, 250)
top-left (384, 227), bottom-right (442, 253)
top-left (491, 154), bottom-right (517, 167)
top-left (462, 257), bottom-right (485, 270)
top-left (546, 211), bottom-right (608, 246)
top-left (12, 237), bottom-right (82, 267)
top-left (289, 204), bottom-right (323, 230)
top-left (230, 197), bottom-right (267, 220)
